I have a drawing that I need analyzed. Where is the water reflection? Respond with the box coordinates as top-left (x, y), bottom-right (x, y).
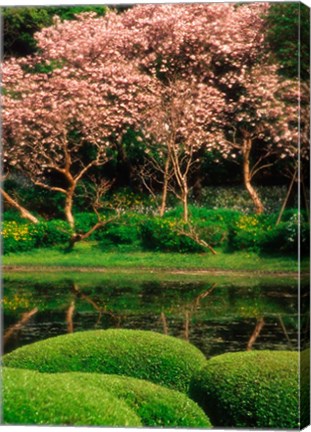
top-left (2, 274), bottom-right (302, 357)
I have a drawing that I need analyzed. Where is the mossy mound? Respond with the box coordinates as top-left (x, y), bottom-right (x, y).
top-left (3, 329), bottom-right (207, 393)
top-left (2, 367), bottom-right (141, 426)
top-left (189, 350), bottom-right (299, 428)
top-left (57, 372), bottom-right (211, 427)
top-left (300, 348), bottom-right (310, 428)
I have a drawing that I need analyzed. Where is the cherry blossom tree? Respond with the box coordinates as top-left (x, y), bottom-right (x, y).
top-left (141, 79), bottom-right (224, 222)
top-left (2, 38), bottom-right (156, 233)
top-left (217, 64), bottom-right (301, 214)
top-left (31, 5), bottom-right (270, 217)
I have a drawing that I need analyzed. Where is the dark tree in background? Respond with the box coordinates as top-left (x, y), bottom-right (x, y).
top-left (266, 2), bottom-right (310, 80)
top-left (2, 6), bottom-right (107, 58)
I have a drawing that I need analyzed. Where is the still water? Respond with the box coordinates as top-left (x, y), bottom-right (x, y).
top-left (2, 272), bottom-right (308, 357)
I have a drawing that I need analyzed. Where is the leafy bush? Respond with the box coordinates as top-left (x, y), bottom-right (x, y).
top-left (2, 220), bottom-right (72, 254)
top-left (3, 367), bottom-right (141, 426)
top-left (141, 217), bottom-right (204, 252)
top-left (1, 221), bottom-right (36, 253)
top-left (3, 329), bottom-right (207, 393)
top-left (55, 372), bottom-right (211, 427)
top-left (74, 212), bottom-right (98, 235)
top-left (228, 210), bottom-right (309, 255)
top-left (189, 350), bottom-right (299, 428)
top-left (193, 185), bottom-right (292, 214)
top-left (97, 213), bottom-right (143, 245)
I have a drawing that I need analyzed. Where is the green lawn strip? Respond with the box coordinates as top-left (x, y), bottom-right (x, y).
top-left (3, 367), bottom-right (142, 427)
top-left (3, 243), bottom-right (307, 273)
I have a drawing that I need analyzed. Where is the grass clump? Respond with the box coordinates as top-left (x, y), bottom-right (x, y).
top-left (55, 372), bottom-right (212, 427)
top-left (2, 367), bottom-right (142, 427)
top-left (189, 350), bottom-right (299, 428)
top-left (3, 329), bottom-right (207, 393)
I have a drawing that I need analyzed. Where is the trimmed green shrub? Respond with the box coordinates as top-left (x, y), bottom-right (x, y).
top-left (3, 367), bottom-right (142, 426)
top-left (52, 372), bottom-right (211, 427)
top-left (3, 329), bottom-right (207, 393)
top-left (189, 350), bottom-right (299, 428)
top-left (300, 348), bottom-right (310, 428)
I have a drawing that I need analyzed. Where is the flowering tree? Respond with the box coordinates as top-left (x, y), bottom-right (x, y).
top-left (141, 79), bottom-right (224, 222)
top-left (31, 5), bottom-right (270, 218)
top-left (2, 26), bottom-right (156, 233)
top-left (218, 64), bottom-right (301, 214)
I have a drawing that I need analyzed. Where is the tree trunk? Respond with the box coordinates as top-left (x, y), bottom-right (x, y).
top-left (1, 188), bottom-right (39, 224)
top-left (182, 181), bottom-right (189, 223)
top-left (159, 157), bottom-right (170, 217)
top-left (243, 139), bottom-right (264, 214)
top-left (64, 188), bottom-right (75, 229)
top-left (276, 168), bottom-right (297, 226)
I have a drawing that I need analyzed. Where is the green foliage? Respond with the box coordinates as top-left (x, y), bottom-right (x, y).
top-left (2, 221), bottom-right (37, 253)
top-left (141, 217), bottom-right (204, 253)
top-left (229, 210), bottom-right (309, 255)
top-left (3, 7), bottom-right (50, 56)
top-left (98, 218), bottom-right (141, 245)
top-left (266, 3), bottom-right (310, 81)
top-left (189, 350), bottom-right (299, 428)
top-left (3, 329), bottom-right (207, 393)
top-left (3, 367), bottom-right (142, 426)
top-left (58, 372), bottom-right (211, 427)
top-left (3, 6), bottom-right (108, 57)
top-left (193, 185), bottom-right (291, 214)
top-left (300, 348), bottom-right (310, 428)
top-left (74, 212), bottom-right (98, 235)
top-left (2, 220), bottom-right (72, 254)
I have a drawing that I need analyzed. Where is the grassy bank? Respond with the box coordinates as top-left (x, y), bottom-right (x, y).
top-left (3, 242), bottom-right (308, 274)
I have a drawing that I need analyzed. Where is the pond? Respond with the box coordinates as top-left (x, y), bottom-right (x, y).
top-left (2, 271), bottom-right (309, 357)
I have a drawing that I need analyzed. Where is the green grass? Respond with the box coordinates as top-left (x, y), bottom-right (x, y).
top-left (3, 242), bottom-right (306, 273)
top-left (3, 329), bottom-right (207, 393)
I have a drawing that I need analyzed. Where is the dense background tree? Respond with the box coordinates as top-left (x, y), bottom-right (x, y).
top-left (266, 2), bottom-right (310, 80)
top-left (2, 6), bottom-right (108, 58)
top-left (2, 3), bottom-right (308, 230)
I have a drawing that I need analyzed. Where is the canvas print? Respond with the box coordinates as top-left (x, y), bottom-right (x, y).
top-left (1, 1), bottom-right (310, 429)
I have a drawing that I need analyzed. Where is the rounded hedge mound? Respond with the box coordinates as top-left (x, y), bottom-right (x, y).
top-left (300, 348), bottom-right (310, 428)
top-left (3, 329), bottom-right (207, 393)
top-left (3, 367), bottom-right (141, 427)
top-left (55, 372), bottom-right (211, 427)
top-left (189, 350), bottom-right (298, 428)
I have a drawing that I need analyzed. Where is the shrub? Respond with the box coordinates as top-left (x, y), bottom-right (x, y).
top-left (258, 213), bottom-right (309, 255)
top-left (1, 219), bottom-right (72, 253)
top-left (1, 221), bottom-right (36, 253)
top-left (3, 329), bottom-right (207, 393)
top-left (3, 367), bottom-right (141, 426)
top-left (189, 350), bottom-right (299, 428)
top-left (141, 217), bottom-right (204, 252)
top-left (52, 372), bottom-right (211, 427)
top-left (300, 348), bottom-right (310, 428)
top-left (193, 185), bottom-right (291, 214)
top-left (74, 212), bottom-right (98, 235)
top-left (33, 220), bottom-right (72, 247)
top-left (96, 213), bottom-right (143, 245)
